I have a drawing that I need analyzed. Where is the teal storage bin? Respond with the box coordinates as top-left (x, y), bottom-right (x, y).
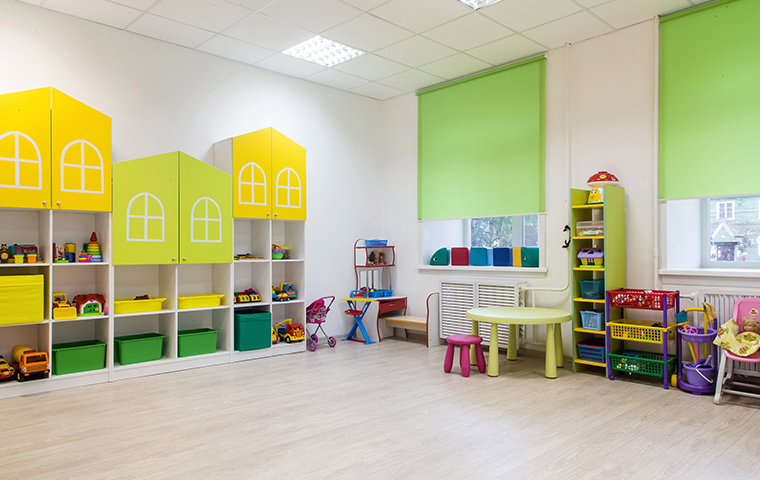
top-left (234, 311), bottom-right (272, 351)
top-left (52, 339), bottom-right (107, 375)
top-left (470, 247), bottom-right (493, 266)
top-left (520, 247), bottom-right (540, 267)
top-left (114, 333), bottom-right (165, 365)
top-left (178, 328), bottom-right (218, 357)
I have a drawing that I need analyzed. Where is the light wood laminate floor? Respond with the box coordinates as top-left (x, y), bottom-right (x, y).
top-left (3, 338), bottom-right (759, 479)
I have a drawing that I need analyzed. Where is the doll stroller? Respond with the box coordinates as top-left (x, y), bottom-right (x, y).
top-left (306, 296), bottom-right (336, 351)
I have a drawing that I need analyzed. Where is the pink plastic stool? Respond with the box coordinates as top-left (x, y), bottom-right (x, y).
top-left (444, 334), bottom-right (486, 377)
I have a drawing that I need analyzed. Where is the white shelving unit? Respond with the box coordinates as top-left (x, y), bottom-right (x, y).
top-left (0, 206), bottom-right (305, 398)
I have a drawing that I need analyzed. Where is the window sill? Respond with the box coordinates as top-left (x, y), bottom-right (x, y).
top-left (417, 265), bottom-right (547, 276)
top-left (660, 268), bottom-right (760, 279)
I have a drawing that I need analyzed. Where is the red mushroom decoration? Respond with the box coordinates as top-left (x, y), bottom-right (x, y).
top-left (586, 171), bottom-right (619, 204)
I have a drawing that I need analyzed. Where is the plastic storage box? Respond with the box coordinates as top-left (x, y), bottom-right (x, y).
top-left (0, 274), bottom-right (44, 325)
top-left (579, 280), bottom-right (604, 299)
top-left (577, 248), bottom-right (604, 266)
top-left (577, 338), bottom-right (606, 363)
top-left (607, 289), bottom-right (678, 310)
top-left (114, 333), bottom-right (165, 365)
top-left (177, 294), bottom-right (224, 309)
top-left (178, 328), bottom-right (218, 357)
top-left (608, 350), bottom-right (678, 377)
top-left (114, 297), bottom-right (167, 315)
top-left (234, 312), bottom-right (272, 351)
top-left (580, 310), bottom-right (605, 330)
top-left (451, 247), bottom-right (469, 266)
top-left (493, 247), bottom-right (512, 266)
top-left (576, 220), bottom-right (604, 236)
top-left (364, 239), bottom-right (387, 247)
top-left (51, 339), bottom-right (107, 375)
top-left (470, 247), bottom-right (493, 266)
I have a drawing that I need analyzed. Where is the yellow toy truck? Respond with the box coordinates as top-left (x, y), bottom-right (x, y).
top-left (52, 292), bottom-right (77, 320)
top-left (12, 345), bottom-right (50, 382)
top-left (275, 319), bottom-right (305, 343)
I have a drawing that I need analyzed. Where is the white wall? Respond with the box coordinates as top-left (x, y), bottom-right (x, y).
top-left (0, 0), bottom-right (385, 337)
top-left (380, 20), bottom-right (659, 353)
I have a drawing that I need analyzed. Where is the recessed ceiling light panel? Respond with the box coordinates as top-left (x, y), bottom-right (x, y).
top-left (283, 36), bottom-right (365, 68)
top-left (457, 0), bottom-right (504, 9)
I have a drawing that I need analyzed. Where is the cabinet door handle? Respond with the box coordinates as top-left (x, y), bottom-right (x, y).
top-left (42, 201), bottom-right (47, 205)
top-left (182, 257), bottom-right (187, 261)
top-left (172, 258), bottom-right (176, 261)
top-left (56, 202), bottom-right (61, 206)
top-left (266, 213), bottom-right (270, 217)
top-left (274, 213), bottom-right (278, 217)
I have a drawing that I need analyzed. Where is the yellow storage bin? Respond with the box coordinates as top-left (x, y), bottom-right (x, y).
top-left (114, 297), bottom-right (167, 315)
top-left (178, 294), bottom-right (225, 309)
top-left (0, 275), bottom-right (45, 325)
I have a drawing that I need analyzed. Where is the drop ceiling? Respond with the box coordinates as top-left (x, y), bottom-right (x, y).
top-left (16, 0), bottom-right (709, 100)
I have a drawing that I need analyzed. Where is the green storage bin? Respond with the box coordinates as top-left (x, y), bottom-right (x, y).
top-left (178, 328), bottom-right (218, 357)
top-left (114, 333), bottom-right (165, 365)
top-left (234, 312), bottom-right (271, 351)
top-left (51, 339), bottom-right (107, 375)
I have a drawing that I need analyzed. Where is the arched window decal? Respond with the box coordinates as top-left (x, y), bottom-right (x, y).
top-left (191, 197), bottom-right (222, 243)
top-left (0, 131), bottom-right (42, 190)
top-left (275, 167), bottom-right (301, 209)
top-left (126, 193), bottom-right (165, 242)
top-left (60, 139), bottom-right (104, 194)
top-left (238, 162), bottom-right (267, 206)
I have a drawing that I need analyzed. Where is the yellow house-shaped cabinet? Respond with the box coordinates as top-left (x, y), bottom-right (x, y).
top-left (0, 87), bottom-right (111, 211)
top-left (113, 152), bottom-right (232, 265)
top-left (219, 127), bottom-right (306, 221)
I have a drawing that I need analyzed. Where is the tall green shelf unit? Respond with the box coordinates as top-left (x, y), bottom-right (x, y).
top-left (571, 186), bottom-right (626, 375)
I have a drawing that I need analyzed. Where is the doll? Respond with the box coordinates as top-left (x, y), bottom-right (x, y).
top-left (741, 317), bottom-right (760, 335)
top-left (368, 251), bottom-right (377, 265)
top-left (378, 252), bottom-right (386, 265)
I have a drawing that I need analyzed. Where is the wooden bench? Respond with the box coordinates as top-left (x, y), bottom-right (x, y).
top-left (380, 292), bottom-right (439, 347)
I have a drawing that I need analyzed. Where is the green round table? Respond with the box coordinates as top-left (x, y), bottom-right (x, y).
top-left (466, 307), bottom-right (572, 378)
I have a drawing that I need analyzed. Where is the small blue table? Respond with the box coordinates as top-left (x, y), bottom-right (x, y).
top-left (341, 297), bottom-right (375, 345)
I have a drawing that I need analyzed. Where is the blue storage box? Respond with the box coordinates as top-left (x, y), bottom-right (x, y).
top-left (493, 247), bottom-right (512, 266)
top-left (579, 280), bottom-right (604, 299)
top-left (364, 239), bottom-right (387, 247)
top-left (577, 338), bottom-right (606, 363)
top-left (580, 310), bottom-right (605, 331)
top-left (470, 247), bottom-right (493, 266)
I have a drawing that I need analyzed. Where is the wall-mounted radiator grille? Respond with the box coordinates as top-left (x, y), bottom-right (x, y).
top-left (440, 280), bottom-right (525, 348)
top-left (701, 290), bottom-right (760, 372)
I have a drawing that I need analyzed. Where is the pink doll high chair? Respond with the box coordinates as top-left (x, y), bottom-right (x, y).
top-left (714, 297), bottom-right (760, 405)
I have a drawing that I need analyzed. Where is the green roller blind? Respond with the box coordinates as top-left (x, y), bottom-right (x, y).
top-left (660, 0), bottom-right (760, 199)
top-left (417, 56), bottom-right (545, 221)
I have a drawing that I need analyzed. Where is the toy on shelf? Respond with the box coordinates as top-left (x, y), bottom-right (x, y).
top-left (272, 244), bottom-right (290, 260)
top-left (54, 244), bottom-right (68, 263)
top-left (272, 286), bottom-right (290, 302)
top-left (12, 345), bottom-right (50, 382)
top-left (0, 244), bottom-right (10, 263)
top-left (272, 327), bottom-right (279, 344)
top-left (78, 244), bottom-right (91, 263)
top-left (52, 293), bottom-right (78, 320)
top-left (64, 243), bottom-right (77, 263)
top-left (0, 356), bottom-right (15, 381)
top-left (276, 283), bottom-right (296, 299)
top-left (235, 288), bottom-right (262, 304)
top-left (275, 319), bottom-right (305, 343)
top-left (234, 253), bottom-right (252, 260)
top-left (586, 171), bottom-right (620, 204)
top-left (577, 247), bottom-right (604, 267)
top-left (368, 251), bottom-right (377, 265)
top-left (72, 293), bottom-right (106, 316)
top-left (306, 296), bottom-right (337, 351)
top-left (87, 232), bottom-right (102, 262)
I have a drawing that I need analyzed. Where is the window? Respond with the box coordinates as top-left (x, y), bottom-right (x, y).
top-left (238, 162), bottom-right (267, 206)
top-left (126, 192), bottom-right (165, 242)
top-left (275, 167), bottom-right (301, 209)
top-left (60, 139), bottom-right (104, 194)
top-left (191, 197), bottom-right (222, 243)
top-left (0, 131), bottom-right (42, 190)
top-left (663, 195), bottom-right (760, 269)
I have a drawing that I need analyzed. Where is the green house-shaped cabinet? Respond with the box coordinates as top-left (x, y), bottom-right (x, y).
top-left (113, 152), bottom-right (232, 265)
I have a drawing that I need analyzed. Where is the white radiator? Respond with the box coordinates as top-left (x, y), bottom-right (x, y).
top-left (701, 290), bottom-right (760, 372)
top-left (440, 280), bottom-right (525, 348)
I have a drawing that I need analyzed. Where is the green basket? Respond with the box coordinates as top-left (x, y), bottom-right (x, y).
top-left (608, 349), bottom-right (678, 377)
top-left (178, 328), bottom-right (218, 357)
top-left (234, 312), bottom-right (271, 351)
top-left (51, 340), bottom-right (107, 375)
top-left (114, 333), bottom-right (166, 365)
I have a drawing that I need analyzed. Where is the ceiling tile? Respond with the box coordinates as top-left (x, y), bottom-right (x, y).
top-left (321, 13), bottom-right (414, 52)
top-left (375, 36), bottom-right (457, 68)
top-left (305, 69), bottom-right (370, 90)
top-left (467, 34), bottom-right (545, 65)
top-left (481, 0), bottom-right (582, 32)
top-left (222, 0), bottom-right (274, 11)
top-left (523, 11), bottom-right (613, 49)
top-left (255, 53), bottom-right (327, 78)
top-left (225, 13), bottom-right (315, 52)
top-left (377, 69), bottom-right (445, 92)
top-left (149, 0), bottom-right (252, 31)
top-left (41, 0), bottom-right (141, 28)
top-left (127, 13), bottom-right (215, 48)
top-left (110, 0), bottom-right (156, 9)
top-left (422, 12), bottom-right (513, 51)
top-left (418, 53), bottom-right (491, 80)
top-left (349, 82), bottom-right (406, 100)
top-left (339, 0), bottom-right (388, 11)
top-left (592, 0), bottom-right (691, 29)
top-left (260, 0), bottom-right (361, 33)
top-left (370, 0), bottom-right (471, 33)
top-left (196, 35), bottom-right (275, 65)
top-left (332, 54), bottom-right (409, 81)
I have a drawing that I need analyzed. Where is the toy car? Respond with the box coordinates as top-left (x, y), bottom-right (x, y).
top-left (0, 356), bottom-right (15, 381)
top-left (278, 282), bottom-right (297, 299)
top-left (275, 319), bottom-right (305, 343)
top-left (52, 292), bottom-right (77, 320)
